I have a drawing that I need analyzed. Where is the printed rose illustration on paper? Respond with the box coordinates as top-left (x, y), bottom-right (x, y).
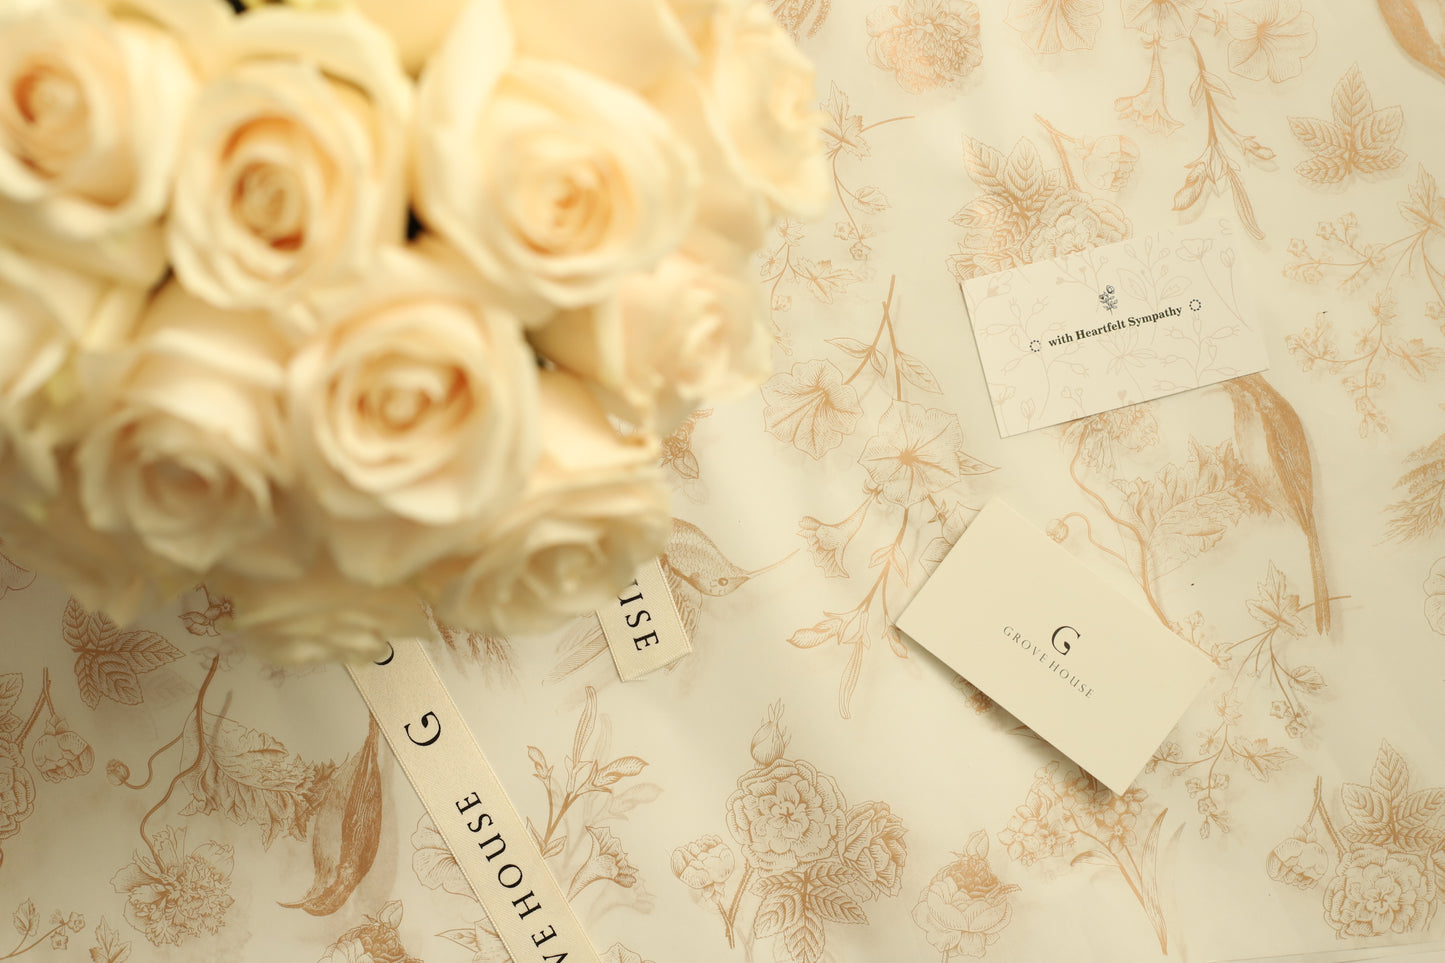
top-left (674, 701), bottom-right (908, 963)
top-left (1267, 740), bottom-right (1445, 941)
top-left (911, 831), bottom-right (1020, 959)
top-left (317, 900), bottom-right (420, 963)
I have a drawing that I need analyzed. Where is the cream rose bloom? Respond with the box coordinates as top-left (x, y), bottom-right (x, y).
top-left (531, 250), bottom-right (770, 433)
top-left (696, 1), bottom-right (828, 217)
top-left (345, 0), bottom-right (467, 74)
top-left (287, 247), bottom-right (538, 585)
top-left (0, 0), bottom-right (217, 284)
top-left (168, 6), bottom-right (411, 316)
top-left (0, 244), bottom-right (142, 498)
top-left (0, 482), bottom-right (175, 625)
top-left (426, 370), bottom-right (671, 637)
top-left (414, 4), bottom-right (699, 318)
top-left (502, 0), bottom-right (694, 91)
top-left (73, 283), bottom-right (297, 576)
top-left (226, 562), bottom-right (428, 664)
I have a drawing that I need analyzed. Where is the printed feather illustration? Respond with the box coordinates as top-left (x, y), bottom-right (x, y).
top-left (1221, 374), bottom-right (1331, 632)
top-left (1378, 0), bottom-right (1445, 81)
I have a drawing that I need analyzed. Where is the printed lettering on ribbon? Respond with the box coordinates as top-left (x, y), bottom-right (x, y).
top-left (348, 638), bottom-right (599, 963)
top-left (596, 558), bottom-right (691, 681)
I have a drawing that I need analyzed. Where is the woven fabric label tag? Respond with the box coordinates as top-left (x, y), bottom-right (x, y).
top-left (596, 558), bottom-right (691, 681)
top-left (348, 638), bottom-right (599, 963)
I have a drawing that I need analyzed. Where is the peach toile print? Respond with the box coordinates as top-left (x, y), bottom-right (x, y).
top-left (64, 599), bottom-right (182, 710)
top-left (0, 542), bottom-right (34, 600)
top-left (673, 701), bottom-right (908, 963)
top-left (3, 899), bottom-right (86, 958)
top-left (767, 277), bottom-right (996, 717)
top-left (769, 0), bottom-right (834, 40)
top-left (760, 83), bottom-right (911, 353)
top-left (1284, 167), bottom-right (1445, 437)
top-left (315, 900), bottom-right (421, 963)
top-left (866, 0), bottom-right (983, 93)
top-left (1388, 432), bottom-right (1445, 543)
top-left (946, 134), bottom-right (1131, 283)
top-left (997, 761), bottom-right (1172, 952)
top-left (1267, 741), bottom-right (1445, 941)
top-left (1289, 65), bottom-right (1407, 185)
top-left (1049, 402), bottom-right (1344, 833)
top-left (1006, 0), bottom-right (1104, 54)
top-left (549, 517), bottom-right (793, 685)
top-left (911, 831), bottom-right (1021, 960)
top-left (103, 655), bottom-right (387, 943)
top-left (0, 668), bottom-right (94, 872)
top-left (416, 686), bottom-right (660, 957)
top-left (1424, 557), bottom-right (1445, 635)
top-left (1378, 0), bottom-right (1445, 81)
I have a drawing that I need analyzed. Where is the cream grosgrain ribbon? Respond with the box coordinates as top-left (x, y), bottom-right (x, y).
top-left (348, 637), bottom-right (600, 963)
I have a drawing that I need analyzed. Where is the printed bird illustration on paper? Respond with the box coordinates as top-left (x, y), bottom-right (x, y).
top-left (1221, 374), bottom-right (1332, 632)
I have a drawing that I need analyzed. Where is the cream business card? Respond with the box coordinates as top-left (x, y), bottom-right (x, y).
top-left (896, 500), bottom-right (1215, 794)
top-left (961, 224), bottom-right (1269, 437)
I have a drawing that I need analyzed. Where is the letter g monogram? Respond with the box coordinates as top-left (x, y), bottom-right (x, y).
top-left (1052, 625), bottom-right (1080, 655)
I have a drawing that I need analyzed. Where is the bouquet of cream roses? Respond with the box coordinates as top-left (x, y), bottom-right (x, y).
top-left (0, 0), bottom-right (825, 661)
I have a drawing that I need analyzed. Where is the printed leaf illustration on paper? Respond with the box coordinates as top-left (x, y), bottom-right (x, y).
top-left (63, 600), bottom-right (182, 709)
top-left (3, 897), bottom-right (85, 957)
top-left (774, 279), bottom-right (994, 717)
top-left (673, 702), bottom-right (908, 963)
top-left (1285, 171), bottom-right (1445, 437)
top-left (1387, 433), bottom-right (1445, 542)
top-left (1267, 740), bottom-right (1445, 940)
top-left (178, 712), bottom-right (319, 849)
top-left (108, 659), bottom-right (379, 943)
top-left (420, 685), bottom-right (659, 947)
top-left (1289, 64), bottom-right (1406, 184)
top-left (761, 84), bottom-right (909, 346)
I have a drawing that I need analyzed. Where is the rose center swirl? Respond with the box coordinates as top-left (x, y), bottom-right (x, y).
top-left (516, 146), bottom-right (614, 255)
top-left (232, 161), bottom-right (307, 250)
top-left (6, 58), bottom-right (90, 170)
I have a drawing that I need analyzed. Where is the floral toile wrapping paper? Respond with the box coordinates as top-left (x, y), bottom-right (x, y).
top-left (4, 1), bottom-right (1445, 961)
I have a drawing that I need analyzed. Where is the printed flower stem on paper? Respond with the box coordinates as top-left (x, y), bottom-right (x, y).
top-left (1267, 741), bottom-right (1445, 940)
top-left (760, 85), bottom-right (909, 350)
top-left (1284, 166), bottom-right (1445, 437)
top-left (775, 277), bottom-right (995, 717)
top-left (1057, 408), bottom-right (1345, 830)
top-left (0, 666), bottom-right (95, 871)
top-left (998, 762), bottom-right (1170, 952)
top-left (2, 900), bottom-right (85, 959)
top-left (673, 702), bottom-right (908, 963)
top-left (427, 686), bottom-right (659, 956)
top-left (106, 656), bottom-right (381, 941)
